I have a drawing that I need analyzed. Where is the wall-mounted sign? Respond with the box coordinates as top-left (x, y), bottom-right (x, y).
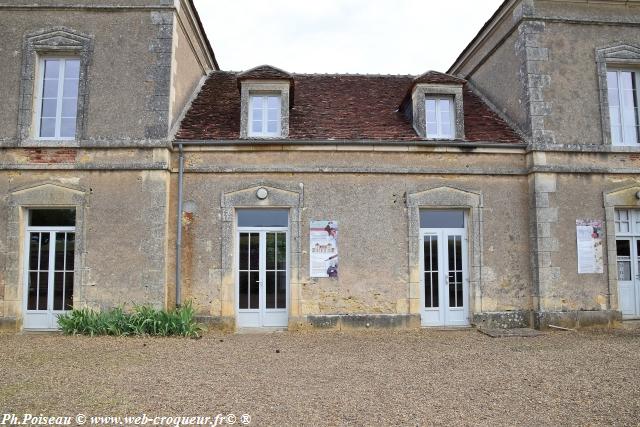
top-left (310, 220), bottom-right (338, 278)
top-left (576, 219), bottom-right (603, 274)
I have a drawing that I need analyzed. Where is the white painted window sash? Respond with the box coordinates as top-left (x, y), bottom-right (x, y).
top-left (248, 94), bottom-right (281, 138)
top-left (608, 69), bottom-right (640, 146)
top-left (34, 57), bottom-right (79, 141)
top-left (425, 96), bottom-right (455, 139)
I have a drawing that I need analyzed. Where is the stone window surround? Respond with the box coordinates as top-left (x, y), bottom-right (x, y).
top-left (596, 42), bottom-right (640, 147)
top-left (18, 27), bottom-right (93, 146)
top-left (411, 84), bottom-right (465, 140)
top-left (603, 184), bottom-right (640, 313)
top-left (220, 182), bottom-right (303, 329)
top-left (407, 186), bottom-right (482, 320)
top-left (4, 182), bottom-right (87, 329)
top-left (239, 80), bottom-right (291, 139)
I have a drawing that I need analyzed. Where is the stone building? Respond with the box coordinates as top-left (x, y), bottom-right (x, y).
top-left (1, 0), bottom-right (639, 331)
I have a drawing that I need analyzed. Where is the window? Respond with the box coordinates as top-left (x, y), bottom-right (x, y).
top-left (420, 209), bottom-right (465, 229)
top-left (249, 94), bottom-right (281, 137)
top-left (608, 70), bottom-right (640, 145)
top-left (425, 96), bottom-right (455, 139)
top-left (36, 57), bottom-right (80, 139)
top-left (237, 209), bottom-right (289, 227)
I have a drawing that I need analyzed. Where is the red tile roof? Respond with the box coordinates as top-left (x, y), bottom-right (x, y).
top-left (412, 70), bottom-right (466, 85)
top-left (237, 65), bottom-right (293, 81)
top-left (176, 71), bottom-right (522, 143)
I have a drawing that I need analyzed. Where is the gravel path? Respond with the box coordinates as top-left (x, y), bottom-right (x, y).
top-left (1, 328), bottom-right (639, 426)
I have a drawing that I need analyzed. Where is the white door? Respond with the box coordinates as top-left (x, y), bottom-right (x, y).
top-left (614, 209), bottom-right (640, 319)
top-left (615, 237), bottom-right (640, 318)
top-left (23, 227), bottom-right (76, 330)
top-left (420, 227), bottom-right (469, 327)
top-left (237, 229), bottom-right (289, 328)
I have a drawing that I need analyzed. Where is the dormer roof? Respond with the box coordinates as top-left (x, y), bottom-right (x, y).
top-left (237, 65), bottom-right (293, 82)
top-left (412, 70), bottom-right (467, 86)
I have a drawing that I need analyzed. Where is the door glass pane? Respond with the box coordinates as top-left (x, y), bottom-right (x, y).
top-left (53, 272), bottom-right (64, 310)
top-left (237, 209), bottom-right (288, 227)
top-left (266, 271), bottom-right (276, 309)
top-left (239, 271), bottom-right (248, 309)
top-left (38, 272), bottom-right (48, 310)
top-left (29, 233), bottom-right (40, 270)
top-left (423, 235), bottom-right (438, 308)
top-left (617, 239), bottom-right (631, 256)
top-left (55, 233), bottom-right (66, 271)
top-left (420, 210), bottom-right (464, 228)
top-left (66, 233), bottom-right (75, 270)
top-left (448, 235), bottom-right (463, 308)
top-left (239, 233), bottom-right (249, 270)
top-left (249, 271), bottom-right (259, 309)
top-left (618, 261), bottom-right (632, 281)
top-left (39, 234), bottom-right (50, 271)
top-left (277, 271), bottom-right (287, 309)
top-left (29, 209), bottom-right (76, 227)
top-left (64, 272), bottom-right (74, 310)
top-left (616, 240), bottom-right (631, 281)
top-left (266, 233), bottom-right (276, 270)
top-left (250, 233), bottom-right (259, 270)
top-left (276, 233), bottom-right (286, 270)
top-left (27, 272), bottom-right (38, 310)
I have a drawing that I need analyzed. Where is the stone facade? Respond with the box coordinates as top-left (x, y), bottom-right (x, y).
top-left (0, 0), bottom-right (638, 332)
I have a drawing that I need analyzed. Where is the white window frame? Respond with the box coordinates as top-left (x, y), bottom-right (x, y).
top-left (425, 96), bottom-right (455, 139)
top-left (34, 56), bottom-right (80, 141)
top-left (248, 94), bottom-right (282, 138)
top-left (607, 68), bottom-right (640, 146)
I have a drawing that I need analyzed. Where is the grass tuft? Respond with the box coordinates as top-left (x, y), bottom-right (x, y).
top-left (57, 301), bottom-right (202, 338)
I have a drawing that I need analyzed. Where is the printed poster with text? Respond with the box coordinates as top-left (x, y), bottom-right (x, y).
top-left (576, 219), bottom-right (603, 274)
top-left (310, 221), bottom-right (338, 278)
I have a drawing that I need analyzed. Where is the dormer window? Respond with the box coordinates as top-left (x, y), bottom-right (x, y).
top-left (249, 94), bottom-right (282, 137)
top-left (400, 71), bottom-right (466, 141)
top-left (237, 65), bottom-right (293, 139)
top-left (426, 96), bottom-right (455, 139)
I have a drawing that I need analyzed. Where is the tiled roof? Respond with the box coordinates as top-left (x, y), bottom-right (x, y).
top-left (237, 65), bottom-right (293, 81)
top-left (176, 70), bottom-right (523, 143)
top-left (412, 70), bottom-right (466, 85)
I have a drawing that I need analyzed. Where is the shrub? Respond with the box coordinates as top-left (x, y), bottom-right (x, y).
top-left (57, 301), bottom-right (202, 338)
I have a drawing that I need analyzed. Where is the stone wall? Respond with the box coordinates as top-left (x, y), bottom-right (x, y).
top-left (169, 147), bottom-right (533, 329)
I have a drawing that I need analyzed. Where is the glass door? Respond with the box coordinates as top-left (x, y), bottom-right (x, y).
top-left (614, 209), bottom-right (640, 319)
top-left (616, 238), bottom-right (640, 317)
top-left (237, 228), bottom-right (289, 328)
top-left (420, 227), bottom-right (469, 327)
top-left (23, 229), bottom-right (76, 330)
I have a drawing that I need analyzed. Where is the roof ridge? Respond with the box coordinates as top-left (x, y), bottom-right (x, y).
top-left (292, 72), bottom-right (416, 78)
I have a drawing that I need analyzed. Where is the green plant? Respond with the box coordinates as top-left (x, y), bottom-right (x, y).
top-left (57, 301), bottom-right (202, 338)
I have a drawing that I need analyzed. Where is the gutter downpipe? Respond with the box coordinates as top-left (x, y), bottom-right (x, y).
top-left (175, 143), bottom-right (184, 308)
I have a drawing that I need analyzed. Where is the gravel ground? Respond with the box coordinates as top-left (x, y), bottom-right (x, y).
top-left (1, 328), bottom-right (639, 426)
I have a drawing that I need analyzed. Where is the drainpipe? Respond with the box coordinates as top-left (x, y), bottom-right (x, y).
top-left (175, 143), bottom-right (185, 308)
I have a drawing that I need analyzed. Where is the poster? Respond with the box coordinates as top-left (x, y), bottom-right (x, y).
top-left (576, 219), bottom-right (603, 274)
top-left (310, 221), bottom-right (338, 278)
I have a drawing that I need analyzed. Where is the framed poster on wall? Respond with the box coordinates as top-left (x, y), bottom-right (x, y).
top-left (310, 220), bottom-right (338, 278)
top-left (576, 219), bottom-right (603, 274)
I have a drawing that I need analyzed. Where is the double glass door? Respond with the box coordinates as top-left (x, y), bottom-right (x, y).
top-left (237, 229), bottom-right (288, 327)
top-left (421, 228), bottom-right (469, 327)
top-left (23, 227), bottom-right (76, 330)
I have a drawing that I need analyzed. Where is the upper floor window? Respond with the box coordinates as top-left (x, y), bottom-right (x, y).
top-left (425, 96), bottom-right (455, 139)
top-left (607, 70), bottom-right (639, 145)
top-left (249, 94), bottom-right (281, 137)
top-left (36, 57), bottom-right (80, 140)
